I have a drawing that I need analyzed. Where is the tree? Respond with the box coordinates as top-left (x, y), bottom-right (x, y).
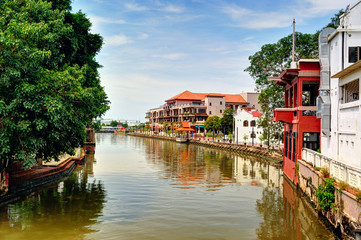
top-left (204, 116), bottom-right (221, 133)
top-left (110, 120), bottom-right (120, 127)
top-left (245, 32), bottom-right (318, 149)
top-left (220, 108), bottom-right (234, 135)
top-left (245, 10), bottom-right (344, 150)
top-left (0, 0), bottom-right (108, 171)
top-left (325, 9), bottom-right (345, 29)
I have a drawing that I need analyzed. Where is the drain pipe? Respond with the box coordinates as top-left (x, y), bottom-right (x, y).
top-left (316, 27), bottom-right (335, 137)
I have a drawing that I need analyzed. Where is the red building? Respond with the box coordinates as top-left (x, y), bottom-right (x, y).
top-left (272, 59), bottom-right (321, 184)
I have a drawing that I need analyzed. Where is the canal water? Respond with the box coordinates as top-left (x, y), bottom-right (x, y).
top-left (0, 133), bottom-right (337, 240)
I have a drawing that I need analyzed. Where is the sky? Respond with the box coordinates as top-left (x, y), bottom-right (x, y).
top-left (71, 0), bottom-right (353, 121)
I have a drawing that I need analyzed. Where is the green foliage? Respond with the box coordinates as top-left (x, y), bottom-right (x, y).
top-left (316, 178), bottom-right (335, 212)
top-left (204, 116), bottom-right (221, 132)
top-left (220, 108), bottom-right (234, 134)
top-left (321, 167), bottom-right (330, 178)
top-left (110, 120), bottom-right (120, 127)
top-left (324, 9), bottom-right (345, 29)
top-left (0, 0), bottom-right (108, 168)
top-left (356, 192), bottom-right (361, 201)
top-left (243, 134), bottom-right (248, 141)
top-left (338, 181), bottom-right (348, 192)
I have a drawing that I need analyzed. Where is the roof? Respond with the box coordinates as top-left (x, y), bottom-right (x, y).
top-left (250, 111), bottom-right (261, 117)
top-left (176, 122), bottom-right (195, 132)
top-left (166, 90), bottom-right (207, 101)
top-left (166, 90), bottom-right (246, 103)
top-left (332, 60), bottom-right (361, 79)
top-left (225, 94), bottom-right (246, 103)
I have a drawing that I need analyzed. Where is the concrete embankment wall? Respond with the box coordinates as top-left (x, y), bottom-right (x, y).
top-left (127, 132), bottom-right (283, 163)
top-left (297, 159), bottom-right (361, 240)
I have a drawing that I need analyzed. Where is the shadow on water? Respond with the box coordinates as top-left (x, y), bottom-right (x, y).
top-left (0, 154), bottom-right (106, 240)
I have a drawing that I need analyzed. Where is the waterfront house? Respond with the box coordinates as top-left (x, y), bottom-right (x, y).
top-left (272, 59), bottom-right (321, 183)
top-left (317, 1), bottom-right (361, 170)
top-left (233, 108), bottom-right (263, 145)
top-left (146, 90), bottom-right (259, 132)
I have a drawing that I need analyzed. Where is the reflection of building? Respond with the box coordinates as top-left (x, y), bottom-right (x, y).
top-left (146, 90), bottom-right (258, 131)
top-left (272, 59), bottom-right (321, 183)
top-left (234, 108), bottom-right (263, 144)
top-left (233, 156), bottom-right (282, 188)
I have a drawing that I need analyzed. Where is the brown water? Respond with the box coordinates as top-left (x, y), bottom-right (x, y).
top-left (0, 133), bottom-right (337, 240)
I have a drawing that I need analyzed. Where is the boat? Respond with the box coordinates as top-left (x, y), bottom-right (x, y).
top-left (176, 137), bottom-right (189, 143)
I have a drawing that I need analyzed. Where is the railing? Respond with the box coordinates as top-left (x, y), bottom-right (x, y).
top-left (302, 148), bottom-right (361, 189)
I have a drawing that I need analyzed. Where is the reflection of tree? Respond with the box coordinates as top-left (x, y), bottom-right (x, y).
top-left (1, 160), bottom-right (105, 237)
top-left (256, 187), bottom-right (284, 240)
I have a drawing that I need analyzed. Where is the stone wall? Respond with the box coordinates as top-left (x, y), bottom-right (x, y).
top-left (298, 159), bottom-right (361, 239)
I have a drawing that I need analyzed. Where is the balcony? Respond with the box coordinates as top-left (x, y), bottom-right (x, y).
top-left (273, 108), bottom-right (296, 123)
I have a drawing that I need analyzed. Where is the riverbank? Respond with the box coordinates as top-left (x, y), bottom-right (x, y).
top-left (127, 132), bottom-right (283, 164)
top-left (296, 159), bottom-right (361, 240)
top-left (0, 151), bottom-right (86, 206)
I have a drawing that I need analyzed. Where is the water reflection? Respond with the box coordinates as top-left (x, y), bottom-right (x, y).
top-left (0, 155), bottom-right (105, 240)
top-left (0, 135), bottom-right (337, 240)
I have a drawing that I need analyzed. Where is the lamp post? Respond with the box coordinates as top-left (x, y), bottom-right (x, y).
top-left (252, 127), bottom-right (255, 146)
top-left (212, 127), bottom-right (215, 142)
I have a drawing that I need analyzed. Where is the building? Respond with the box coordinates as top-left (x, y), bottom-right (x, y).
top-left (317, 1), bottom-right (361, 169)
top-left (272, 59), bottom-right (321, 183)
top-left (233, 108), bottom-right (263, 144)
top-left (146, 90), bottom-right (258, 131)
top-left (240, 92), bottom-right (261, 111)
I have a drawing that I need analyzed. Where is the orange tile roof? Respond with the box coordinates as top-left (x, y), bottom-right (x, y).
top-left (166, 90), bottom-right (246, 103)
top-left (224, 94), bottom-right (246, 103)
top-left (167, 90), bottom-right (207, 101)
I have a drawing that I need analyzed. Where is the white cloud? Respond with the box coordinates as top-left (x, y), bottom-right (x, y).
top-left (302, 0), bottom-right (353, 12)
top-left (105, 35), bottom-right (133, 46)
top-left (243, 36), bottom-right (255, 41)
top-left (152, 53), bottom-right (188, 60)
top-left (88, 15), bottom-right (125, 33)
top-left (161, 5), bottom-right (184, 13)
top-left (223, 6), bottom-right (292, 29)
top-left (223, 0), bottom-right (352, 29)
top-left (90, 16), bottom-right (125, 24)
top-left (125, 3), bottom-right (148, 11)
top-left (138, 33), bottom-right (149, 40)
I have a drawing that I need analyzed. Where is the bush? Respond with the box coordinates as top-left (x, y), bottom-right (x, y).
top-left (316, 178), bottom-right (335, 211)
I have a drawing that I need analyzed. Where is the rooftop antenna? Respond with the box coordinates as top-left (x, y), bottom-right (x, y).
top-left (291, 19), bottom-right (297, 68)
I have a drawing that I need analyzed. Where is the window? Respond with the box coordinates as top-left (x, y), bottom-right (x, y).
top-left (209, 111), bottom-right (212, 115)
top-left (288, 130), bottom-right (292, 160)
top-left (243, 120), bottom-right (248, 127)
top-left (341, 79), bottom-right (359, 103)
top-left (285, 132), bottom-right (288, 157)
top-left (220, 101), bottom-right (223, 105)
top-left (349, 47), bottom-right (361, 63)
top-left (220, 110), bottom-right (222, 113)
top-left (302, 81), bottom-right (318, 106)
top-left (209, 102), bottom-right (212, 106)
top-left (250, 120), bottom-right (256, 127)
top-left (292, 132), bottom-right (297, 162)
top-left (303, 132), bottom-right (320, 151)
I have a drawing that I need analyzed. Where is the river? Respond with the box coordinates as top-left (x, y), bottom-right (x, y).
top-left (0, 133), bottom-right (337, 240)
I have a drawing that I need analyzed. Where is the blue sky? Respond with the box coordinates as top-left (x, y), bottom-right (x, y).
top-left (72, 0), bottom-right (352, 121)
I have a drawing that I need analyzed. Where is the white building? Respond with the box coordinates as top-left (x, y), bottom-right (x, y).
top-left (234, 108), bottom-right (263, 144)
top-left (317, 1), bottom-right (361, 168)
